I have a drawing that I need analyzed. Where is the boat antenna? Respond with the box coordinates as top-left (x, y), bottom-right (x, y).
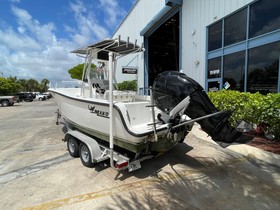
top-left (126, 37), bottom-right (130, 48)
top-left (118, 35), bottom-right (121, 46)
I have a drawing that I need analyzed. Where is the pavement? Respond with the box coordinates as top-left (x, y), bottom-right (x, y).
top-left (191, 124), bottom-right (280, 168)
top-left (0, 100), bottom-right (279, 210)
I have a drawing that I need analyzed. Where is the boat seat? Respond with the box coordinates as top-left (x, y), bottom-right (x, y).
top-left (91, 78), bottom-right (109, 94)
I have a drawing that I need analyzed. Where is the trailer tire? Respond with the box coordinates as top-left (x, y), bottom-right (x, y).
top-left (79, 142), bottom-right (94, 168)
top-left (67, 137), bottom-right (79, 157)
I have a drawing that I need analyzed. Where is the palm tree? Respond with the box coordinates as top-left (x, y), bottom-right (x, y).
top-left (41, 79), bottom-right (50, 92)
top-left (26, 79), bottom-right (39, 92)
top-left (17, 79), bottom-right (27, 91)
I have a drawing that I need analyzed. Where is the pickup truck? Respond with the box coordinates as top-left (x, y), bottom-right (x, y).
top-left (0, 96), bottom-right (17, 107)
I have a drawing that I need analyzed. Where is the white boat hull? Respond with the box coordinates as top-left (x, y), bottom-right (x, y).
top-left (50, 88), bottom-right (187, 153)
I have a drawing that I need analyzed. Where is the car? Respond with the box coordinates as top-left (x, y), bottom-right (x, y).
top-left (34, 93), bottom-right (47, 101)
top-left (42, 92), bottom-right (52, 99)
top-left (14, 92), bottom-right (34, 102)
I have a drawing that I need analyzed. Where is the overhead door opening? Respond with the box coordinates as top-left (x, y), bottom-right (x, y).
top-left (147, 12), bottom-right (180, 87)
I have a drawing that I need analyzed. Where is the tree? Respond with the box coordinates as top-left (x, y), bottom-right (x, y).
top-left (26, 79), bottom-right (39, 92)
top-left (0, 78), bottom-right (12, 95)
top-left (0, 77), bottom-right (22, 95)
top-left (68, 63), bottom-right (96, 80)
top-left (41, 79), bottom-right (50, 92)
top-left (68, 64), bottom-right (84, 80)
top-left (17, 79), bottom-right (27, 92)
top-left (0, 76), bottom-right (51, 95)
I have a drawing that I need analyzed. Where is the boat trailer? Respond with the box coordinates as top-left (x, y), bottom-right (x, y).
top-left (56, 107), bottom-right (228, 172)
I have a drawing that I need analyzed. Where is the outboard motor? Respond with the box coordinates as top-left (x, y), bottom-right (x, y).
top-left (152, 71), bottom-right (252, 144)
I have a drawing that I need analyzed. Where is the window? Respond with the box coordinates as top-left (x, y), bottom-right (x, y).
top-left (249, 0), bottom-right (280, 38)
top-left (208, 81), bottom-right (220, 92)
top-left (223, 51), bottom-right (245, 91)
top-left (208, 57), bottom-right (221, 79)
top-left (208, 21), bottom-right (222, 51)
top-left (247, 41), bottom-right (280, 93)
top-left (206, 0), bottom-right (280, 93)
top-left (224, 8), bottom-right (247, 46)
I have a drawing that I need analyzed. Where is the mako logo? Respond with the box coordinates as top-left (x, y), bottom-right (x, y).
top-left (88, 105), bottom-right (109, 118)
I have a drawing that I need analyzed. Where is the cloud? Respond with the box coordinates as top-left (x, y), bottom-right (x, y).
top-left (0, 27), bottom-right (41, 51)
top-left (0, 4), bottom-right (82, 82)
top-left (9, 0), bottom-right (20, 3)
top-left (66, 0), bottom-right (130, 45)
top-left (67, 0), bottom-right (110, 46)
top-left (98, 0), bottom-right (126, 26)
top-left (0, 0), bottom-right (133, 83)
top-left (11, 6), bottom-right (57, 44)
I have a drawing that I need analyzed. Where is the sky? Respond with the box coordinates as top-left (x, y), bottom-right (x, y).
top-left (0, 0), bottom-right (136, 83)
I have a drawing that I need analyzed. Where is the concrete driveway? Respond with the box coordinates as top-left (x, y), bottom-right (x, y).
top-left (0, 100), bottom-right (279, 210)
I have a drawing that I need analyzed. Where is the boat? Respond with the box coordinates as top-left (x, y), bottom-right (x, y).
top-left (49, 37), bottom-right (252, 171)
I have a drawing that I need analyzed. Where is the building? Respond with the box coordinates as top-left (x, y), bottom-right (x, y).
top-left (113, 0), bottom-right (280, 94)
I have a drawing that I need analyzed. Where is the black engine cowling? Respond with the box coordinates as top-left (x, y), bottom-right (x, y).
top-left (152, 71), bottom-right (252, 144)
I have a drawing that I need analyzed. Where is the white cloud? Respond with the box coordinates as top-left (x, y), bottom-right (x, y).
top-left (0, 27), bottom-right (41, 51)
top-left (96, 0), bottom-right (128, 28)
top-left (67, 0), bottom-right (110, 46)
top-left (98, 0), bottom-right (119, 25)
top-left (11, 6), bottom-right (57, 44)
top-left (9, 0), bottom-right (20, 3)
top-left (17, 26), bottom-right (25, 34)
top-left (0, 0), bottom-right (133, 83)
top-left (0, 5), bottom-right (83, 82)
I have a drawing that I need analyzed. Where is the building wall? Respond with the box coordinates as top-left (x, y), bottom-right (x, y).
top-left (113, 0), bottom-right (254, 90)
top-left (181, 0), bottom-right (253, 86)
top-left (113, 0), bottom-right (166, 90)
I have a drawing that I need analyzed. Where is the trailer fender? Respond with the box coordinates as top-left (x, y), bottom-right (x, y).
top-left (66, 130), bottom-right (102, 162)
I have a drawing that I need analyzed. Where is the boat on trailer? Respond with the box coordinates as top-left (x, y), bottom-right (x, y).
top-left (50, 36), bottom-right (252, 171)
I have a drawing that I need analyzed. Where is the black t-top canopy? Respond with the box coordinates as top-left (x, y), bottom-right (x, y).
top-left (71, 37), bottom-right (144, 57)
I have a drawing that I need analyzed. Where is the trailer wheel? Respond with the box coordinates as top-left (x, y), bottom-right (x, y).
top-left (79, 143), bottom-right (94, 168)
top-left (67, 137), bottom-right (79, 157)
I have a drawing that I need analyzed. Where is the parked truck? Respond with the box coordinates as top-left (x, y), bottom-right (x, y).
top-left (0, 96), bottom-right (17, 107)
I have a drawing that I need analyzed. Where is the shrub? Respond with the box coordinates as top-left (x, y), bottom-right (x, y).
top-left (118, 80), bottom-right (137, 91)
top-left (208, 90), bottom-right (280, 140)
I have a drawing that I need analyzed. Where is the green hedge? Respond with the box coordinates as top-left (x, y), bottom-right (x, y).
top-left (118, 80), bottom-right (137, 91)
top-left (208, 90), bottom-right (280, 139)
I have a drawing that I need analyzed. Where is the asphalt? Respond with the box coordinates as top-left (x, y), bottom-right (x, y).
top-left (0, 100), bottom-right (279, 210)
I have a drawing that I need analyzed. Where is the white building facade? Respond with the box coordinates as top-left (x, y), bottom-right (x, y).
top-left (113, 0), bottom-right (280, 94)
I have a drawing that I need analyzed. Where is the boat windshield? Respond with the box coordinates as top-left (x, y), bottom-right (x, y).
top-left (54, 80), bottom-right (82, 88)
top-left (91, 62), bottom-right (109, 81)
top-left (83, 61), bottom-right (110, 93)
